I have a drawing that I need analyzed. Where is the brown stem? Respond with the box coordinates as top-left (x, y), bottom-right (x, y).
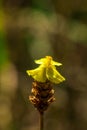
top-left (39, 112), bottom-right (44, 130)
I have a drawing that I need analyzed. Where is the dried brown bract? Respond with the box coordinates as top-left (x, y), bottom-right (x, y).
top-left (29, 80), bottom-right (55, 113)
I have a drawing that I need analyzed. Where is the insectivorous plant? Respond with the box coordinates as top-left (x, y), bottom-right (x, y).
top-left (26, 56), bottom-right (65, 130)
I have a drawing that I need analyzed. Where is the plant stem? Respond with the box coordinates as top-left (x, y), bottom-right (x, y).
top-left (39, 112), bottom-right (44, 130)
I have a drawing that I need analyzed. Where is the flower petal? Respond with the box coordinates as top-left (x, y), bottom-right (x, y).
top-left (46, 66), bottom-right (65, 84)
top-left (35, 58), bottom-right (45, 64)
top-left (26, 66), bottom-right (47, 82)
top-left (51, 61), bottom-right (62, 66)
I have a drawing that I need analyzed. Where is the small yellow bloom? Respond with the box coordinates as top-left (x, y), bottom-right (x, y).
top-left (26, 56), bottom-right (65, 84)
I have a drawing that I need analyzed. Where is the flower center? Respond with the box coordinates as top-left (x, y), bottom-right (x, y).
top-left (44, 56), bottom-right (52, 67)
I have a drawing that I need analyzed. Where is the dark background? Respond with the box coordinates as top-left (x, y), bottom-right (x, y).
top-left (0, 0), bottom-right (87, 130)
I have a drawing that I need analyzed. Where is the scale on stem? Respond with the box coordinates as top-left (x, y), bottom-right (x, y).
top-left (26, 56), bottom-right (65, 130)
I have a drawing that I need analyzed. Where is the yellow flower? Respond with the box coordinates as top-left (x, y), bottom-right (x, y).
top-left (26, 56), bottom-right (65, 84)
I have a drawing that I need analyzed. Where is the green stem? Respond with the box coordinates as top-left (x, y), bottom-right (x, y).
top-left (39, 112), bottom-right (44, 130)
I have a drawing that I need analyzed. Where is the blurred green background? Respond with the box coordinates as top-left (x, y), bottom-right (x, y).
top-left (0, 0), bottom-right (87, 130)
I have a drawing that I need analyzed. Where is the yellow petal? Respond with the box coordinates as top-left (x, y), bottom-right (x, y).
top-left (46, 66), bottom-right (65, 84)
top-left (35, 58), bottom-right (45, 64)
top-left (35, 56), bottom-right (62, 67)
top-left (51, 61), bottom-right (62, 66)
top-left (26, 66), bottom-right (47, 82)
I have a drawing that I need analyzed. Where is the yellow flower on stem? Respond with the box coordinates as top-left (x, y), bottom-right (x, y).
top-left (26, 56), bottom-right (65, 84)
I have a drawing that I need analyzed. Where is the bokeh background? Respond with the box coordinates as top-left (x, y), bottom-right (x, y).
top-left (0, 0), bottom-right (87, 130)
